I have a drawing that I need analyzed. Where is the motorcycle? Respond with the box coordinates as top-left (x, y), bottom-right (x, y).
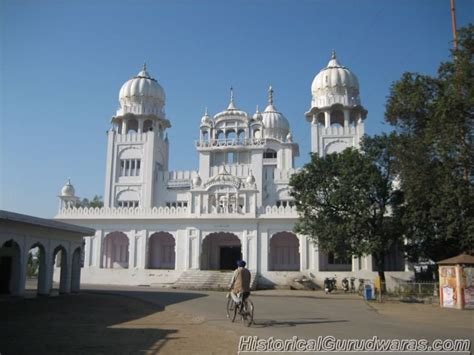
top-left (324, 276), bottom-right (337, 294)
top-left (341, 277), bottom-right (349, 293)
top-left (350, 277), bottom-right (356, 293)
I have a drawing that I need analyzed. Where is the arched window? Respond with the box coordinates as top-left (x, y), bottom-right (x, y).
top-left (237, 130), bottom-right (245, 142)
top-left (216, 130), bottom-right (224, 140)
top-left (253, 129), bottom-right (261, 139)
top-left (226, 130), bottom-right (236, 140)
top-left (202, 130), bottom-right (209, 141)
top-left (263, 149), bottom-right (277, 159)
top-left (227, 151), bottom-right (236, 164)
top-left (126, 119), bottom-right (139, 134)
top-left (330, 110), bottom-right (344, 127)
top-left (143, 120), bottom-right (153, 132)
top-left (317, 112), bottom-right (325, 126)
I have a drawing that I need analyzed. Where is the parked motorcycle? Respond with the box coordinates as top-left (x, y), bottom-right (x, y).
top-left (324, 276), bottom-right (337, 294)
top-left (350, 277), bottom-right (356, 293)
top-left (341, 277), bottom-right (349, 293)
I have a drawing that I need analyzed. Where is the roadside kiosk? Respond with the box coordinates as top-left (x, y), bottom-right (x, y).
top-left (438, 254), bottom-right (474, 310)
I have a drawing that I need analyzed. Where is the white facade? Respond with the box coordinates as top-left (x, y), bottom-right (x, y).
top-left (55, 54), bottom-right (409, 289)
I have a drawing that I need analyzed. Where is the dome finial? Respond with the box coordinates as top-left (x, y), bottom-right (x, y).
top-left (331, 49), bottom-right (336, 59)
top-left (268, 85), bottom-right (274, 105)
top-left (227, 86), bottom-right (237, 110)
top-left (205, 106), bottom-right (208, 115)
top-left (256, 104), bottom-right (260, 113)
top-left (143, 62), bottom-right (147, 71)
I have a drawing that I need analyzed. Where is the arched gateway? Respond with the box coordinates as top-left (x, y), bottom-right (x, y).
top-left (201, 232), bottom-right (241, 270)
top-left (269, 232), bottom-right (300, 271)
top-left (148, 232), bottom-right (175, 269)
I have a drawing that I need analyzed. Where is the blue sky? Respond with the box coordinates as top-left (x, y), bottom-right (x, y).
top-left (1, 0), bottom-right (473, 218)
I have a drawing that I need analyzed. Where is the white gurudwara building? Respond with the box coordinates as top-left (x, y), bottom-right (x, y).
top-left (55, 52), bottom-right (408, 288)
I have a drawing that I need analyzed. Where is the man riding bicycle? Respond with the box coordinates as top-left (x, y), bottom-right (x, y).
top-left (228, 260), bottom-right (251, 305)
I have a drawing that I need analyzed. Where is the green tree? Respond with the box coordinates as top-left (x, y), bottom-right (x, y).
top-left (290, 134), bottom-right (404, 284)
top-left (385, 24), bottom-right (474, 262)
top-left (76, 195), bottom-right (104, 208)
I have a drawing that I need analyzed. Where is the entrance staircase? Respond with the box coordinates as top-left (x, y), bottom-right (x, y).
top-left (173, 270), bottom-right (258, 291)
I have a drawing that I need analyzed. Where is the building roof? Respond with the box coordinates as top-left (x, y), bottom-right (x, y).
top-left (437, 253), bottom-right (474, 265)
top-left (0, 210), bottom-right (95, 235)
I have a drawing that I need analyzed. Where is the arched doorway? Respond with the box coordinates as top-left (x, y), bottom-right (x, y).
top-left (53, 245), bottom-right (68, 294)
top-left (0, 240), bottom-right (21, 295)
top-left (201, 232), bottom-right (241, 270)
top-left (148, 232), bottom-right (175, 269)
top-left (71, 247), bottom-right (82, 293)
top-left (24, 242), bottom-right (47, 295)
top-left (103, 232), bottom-right (129, 269)
top-left (269, 232), bottom-right (300, 271)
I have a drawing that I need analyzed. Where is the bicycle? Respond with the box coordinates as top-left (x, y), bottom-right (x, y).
top-left (226, 293), bottom-right (254, 327)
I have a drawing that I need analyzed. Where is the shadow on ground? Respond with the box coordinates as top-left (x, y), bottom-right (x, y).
top-left (252, 318), bottom-right (349, 328)
top-left (0, 291), bottom-right (206, 355)
top-left (84, 288), bottom-right (208, 308)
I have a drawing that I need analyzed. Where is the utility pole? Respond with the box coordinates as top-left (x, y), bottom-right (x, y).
top-left (450, 0), bottom-right (458, 49)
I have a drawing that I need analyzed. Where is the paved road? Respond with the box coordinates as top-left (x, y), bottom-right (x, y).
top-left (83, 285), bottom-right (473, 343)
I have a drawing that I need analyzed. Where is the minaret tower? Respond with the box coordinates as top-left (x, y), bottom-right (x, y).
top-left (58, 179), bottom-right (79, 209)
top-left (305, 51), bottom-right (367, 156)
top-left (104, 64), bottom-right (171, 208)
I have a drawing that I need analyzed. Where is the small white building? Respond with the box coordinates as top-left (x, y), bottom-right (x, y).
top-left (55, 53), bottom-right (409, 288)
top-left (0, 210), bottom-right (94, 296)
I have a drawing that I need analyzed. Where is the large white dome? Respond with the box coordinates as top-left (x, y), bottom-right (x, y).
top-left (261, 87), bottom-right (290, 141)
top-left (118, 64), bottom-right (166, 115)
top-left (311, 51), bottom-right (360, 108)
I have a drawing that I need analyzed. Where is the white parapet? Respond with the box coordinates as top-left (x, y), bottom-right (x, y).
top-left (55, 204), bottom-right (299, 219)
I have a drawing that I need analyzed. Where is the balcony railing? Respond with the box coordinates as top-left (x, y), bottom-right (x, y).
top-left (196, 138), bottom-right (266, 148)
top-left (55, 204), bottom-right (298, 219)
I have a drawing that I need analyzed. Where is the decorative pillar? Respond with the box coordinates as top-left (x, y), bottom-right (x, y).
top-left (364, 255), bottom-right (373, 271)
top-left (94, 230), bottom-right (104, 268)
top-left (122, 119), bottom-right (128, 134)
top-left (312, 244), bottom-right (320, 272)
top-left (128, 230), bottom-right (137, 269)
top-left (298, 235), bottom-right (307, 271)
top-left (59, 246), bottom-right (73, 294)
top-left (260, 230), bottom-right (269, 273)
top-left (343, 109), bottom-right (350, 131)
top-left (38, 248), bottom-right (53, 296)
top-left (324, 111), bottom-right (330, 128)
top-left (352, 255), bottom-right (360, 272)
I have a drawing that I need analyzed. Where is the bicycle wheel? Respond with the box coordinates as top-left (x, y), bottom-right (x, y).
top-left (243, 300), bottom-right (254, 327)
top-left (226, 297), bottom-right (234, 319)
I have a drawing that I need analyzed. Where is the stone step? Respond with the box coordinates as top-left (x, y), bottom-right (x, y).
top-left (173, 270), bottom-right (257, 291)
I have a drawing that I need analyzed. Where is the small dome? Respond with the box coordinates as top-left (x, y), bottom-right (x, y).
top-left (119, 64), bottom-right (166, 111)
top-left (252, 106), bottom-right (263, 122)
top-left (214, 87), bottom-right (248, 122)
top-left (201, 108), bottom-right (212, 126)
top-left (286, 132), bottom-right (293, 142)
top-left (311, 51), bottom-right (360, 108)
top-left (261, 86), bottom-right (290, 140)
top-left (60, 179), bottom-right (76, 197)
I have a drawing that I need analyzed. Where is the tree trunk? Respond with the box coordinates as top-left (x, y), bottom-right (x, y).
top-left (374, 253), bottom-right (386, 302)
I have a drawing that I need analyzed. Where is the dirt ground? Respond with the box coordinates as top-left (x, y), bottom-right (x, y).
top-left (0, 292), bottom-right (239, 355)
